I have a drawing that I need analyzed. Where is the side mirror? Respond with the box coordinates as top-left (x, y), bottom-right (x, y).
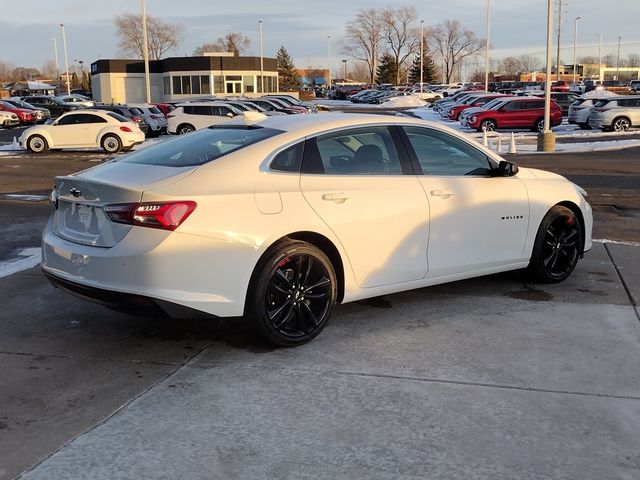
top-left (495, 160), bottom-right (519, 177)
top-left (227, 112), bottom-right (234, 118)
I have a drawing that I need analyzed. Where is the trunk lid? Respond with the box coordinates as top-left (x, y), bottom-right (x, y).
top-left (52, 162), bottom-right (195, 247)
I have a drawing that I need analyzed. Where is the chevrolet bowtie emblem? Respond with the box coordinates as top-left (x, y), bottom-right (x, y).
top-left (69, 188), bottom-right (81, 197)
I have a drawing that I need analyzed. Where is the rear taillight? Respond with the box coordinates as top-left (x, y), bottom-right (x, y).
top-left (120, 126), bottom-right (133, 132)
top-left (105, 201), bottom-right (196, 231)
top-left (131, 116), bottom-right (143, 123)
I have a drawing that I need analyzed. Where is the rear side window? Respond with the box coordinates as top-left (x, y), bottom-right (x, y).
top-left (572, 99), bottom-right (586, 106)
top-left (119, 126), bottom-right (283, 167)
top-left (594, 99), bottom-right (613, 108)
top-left (107, 112), bottom-right (129, 122)
top-left (270, 142), bottom-right (303, 172)
top-left (184, 105), bottom-right (212, 115)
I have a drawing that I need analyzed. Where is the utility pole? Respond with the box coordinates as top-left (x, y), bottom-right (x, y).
top-left (595, 33), bottom-right (603, 80)
top-left (616, 36), bottom-right (622, 81)
top-left (539, 0), bottom-right (555, 152)
top-left (420, 20), bottom-right (424, 94)
top-left (555, 0), bottom-right (562, 81)
top-left (60, 24), bottom-right (71, 95)
top-left (141, 0), bottom-right (151, 103)
top-left (259, 20), bottom-right (264, 93)
top-left (327, 35), bottom-right (332, 90)
top-left (484, 0), bottom-right (491, 92)
top-left (49, 37), bottom-right (59, 90)
top-left (572, 16), bottom-right (581, 83)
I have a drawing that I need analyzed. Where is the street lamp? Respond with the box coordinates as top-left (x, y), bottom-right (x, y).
top-left (259, 20), bottom-right (264, 93)
top-left (60, 24), bottom-right (71, 95)
top-left (616, 36), bottom-right (622, 81)
top-left (538, 0), bottom-right (555, 152)
top-left (420, 20), bottom-right (424, 94)
top-left (484, 0), bottom-right (491, 92)
top-left (572, 16), bottom-right (581, 83)
top-left (327, 35), bottom-right (332, 90)
top-left (595, 33), bottom-right (603, 80)
top-left (342, 59), bottom-right (347, 80)
top-left (140, 0), bottom-right (151, 103)
top-left (49, 37), bottom-right (59, 86)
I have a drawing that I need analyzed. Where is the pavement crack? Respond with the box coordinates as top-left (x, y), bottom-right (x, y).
top-left (0, 350), bottom-right (178, 367)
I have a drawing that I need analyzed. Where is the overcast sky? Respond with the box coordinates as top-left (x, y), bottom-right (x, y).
top-left (2, 0), bottom-right (639, 73)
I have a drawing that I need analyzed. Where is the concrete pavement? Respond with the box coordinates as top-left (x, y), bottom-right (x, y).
top-left (2, 242), bottom-right (639, 479)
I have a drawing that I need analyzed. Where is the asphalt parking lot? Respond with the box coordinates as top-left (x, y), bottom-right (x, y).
top-left (1, 144), bottom-right (640, 479)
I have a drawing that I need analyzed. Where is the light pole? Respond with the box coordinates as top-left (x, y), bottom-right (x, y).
top-left (555, 0), bottom-right (563, 81)
top-left (484, 0), bottom-right (491, 92)
top-left (572, 16), bottom-right (581, 83)
top-left (60, 24), bottom-right (71, 95)
top-left (140, 0), bottom-right (151, 103)
top-left (538, 0), bottom-right (555, 152)
top-left (259, 19), bottom-right (264, 93)
top-left (49, 37), bottom-right (59, 88)
top-left (595, 33), bottom-right (603, 80)
top-left (420, 20), bottom-right (424, 93)
top-left (616, 36), bottom-right (622, 81)
top-left (342, 59), bottom-right (347, 80)
top-left (327, 35), bottom-right (332, 90)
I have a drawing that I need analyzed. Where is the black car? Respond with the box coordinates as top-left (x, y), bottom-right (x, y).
top-left (21, 95), bottom-right (81, 117)
top-left (532, 92), bottom-right (580, 115)
top-left (90, 105), bottom-right (150, 134)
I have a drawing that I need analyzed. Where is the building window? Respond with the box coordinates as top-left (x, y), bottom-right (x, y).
top-left (201, 75), bottom-right (211, 94)
top-left (172, 76), bottom-right (182, 95)
top-left (181, 76), bottom-right (191, 95)
top-left (191, 75), bottom-right (201, 95)
top-left (213, 75), bottom-right (223, 94)
top-left (163, 76), bottom-right (170, 95)
top-left (243, 75), bottom-right (254, 93)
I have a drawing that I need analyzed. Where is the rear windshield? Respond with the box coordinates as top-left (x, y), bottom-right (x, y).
top-left (107, 112), bottom-right (129, 122)
top-left (119, 126), bottom-right (283, 167)
top-left (148, 107), bottom-right (162, 115)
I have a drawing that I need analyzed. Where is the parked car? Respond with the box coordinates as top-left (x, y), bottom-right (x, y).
top-left (264, 95), bottom-right (318, 113)
top-left (19, 110), bottom-right (145, 153)
top-left (583, 80), bottom-right (604, 93)
top-left (126, 104), bottom-right (168, 137)
top-left (465, 97), bottom-right (563, 132)
top-left (447, 94), bottom-right (506, 121)
top-left (568, 97), bottom-right (607, 129)
top-left (588, 96), bottom-right (640, 131)
top-left (629, 80), bottom-right (640, 92)
top-left (91, 105), bottom-right (150, 136)
top-left (0, 100), bottom-right (37, 125)
top-left (4, 98), bottom-right (51, 123)
top-left (260, 97), bottom-right (308, 114)
top-left (0, 111), bottom-right (20, 128)
top-left (167, 102), bottom-right (241, 134)
top-left (532, 92), bottom-right (580, 115)
top-left (152, 103), bottom-right (176, 118)
top-left (21, 95), bottom-right (82, 117)
top-left (411, 88), bottom-right (442, 101)
top-left (70, 89), bottom-right (92, 98)
top-left (458, 97), bottom-right (516, 127)
top-left (602, 80), bottom-right (633, 94)
top-left (56, 94), bottom-right (95, 108)
top-left (440, 84), bottom-right (464, 97)
top-left (550, 80), bottom-right (570, 92)
top-left (350, 89), bottom-right (378, 103)
top-left (219, 99), bottom-right (285, 116)
top-left (40, 112), bottom-right (592, 346)
top-left (241, 98), bottom-right (300, 115)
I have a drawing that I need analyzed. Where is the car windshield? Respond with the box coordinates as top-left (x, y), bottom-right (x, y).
top-left (0, 101), bottom-right (14, 109)
top-left (6, 100), bottom-right (33, 109)
top-left (482, 99), bottom-right (504, 109)
top-left (119, 126), bottom-right (283, 167)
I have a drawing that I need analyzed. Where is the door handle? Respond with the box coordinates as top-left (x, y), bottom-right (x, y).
top-left (322, 193), bottom-right (350, 204)
top-left (430, 189), bottom-right (455, 199)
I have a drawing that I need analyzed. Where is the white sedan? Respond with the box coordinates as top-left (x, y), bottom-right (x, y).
top-left (20, 110), bottom-right (145, 153)
top-left (41, 113), bottom-right (592, 346)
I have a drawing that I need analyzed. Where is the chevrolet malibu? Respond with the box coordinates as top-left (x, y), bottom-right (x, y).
top-left (42, 113), bottom-right (592, 347)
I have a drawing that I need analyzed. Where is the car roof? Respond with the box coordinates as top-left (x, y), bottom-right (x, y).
top-left (175, 101), bottom-right (234, 107)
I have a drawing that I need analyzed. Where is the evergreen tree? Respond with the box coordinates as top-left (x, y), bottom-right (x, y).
top-left (408, 50), bottom-right (437, 85)
top-left (376, 53), bottom-right (397, 84)
top-left (276, 46), bottom-right (300, 91)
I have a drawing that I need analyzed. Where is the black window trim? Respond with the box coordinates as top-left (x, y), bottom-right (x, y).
top-left (396, 124), bottom-right (497, 177)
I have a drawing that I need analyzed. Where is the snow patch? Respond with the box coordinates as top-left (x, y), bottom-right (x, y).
top-left (0, 248), bottom-right (42, 279)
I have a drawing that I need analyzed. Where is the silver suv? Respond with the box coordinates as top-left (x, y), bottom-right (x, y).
top-left (588, 96), bottom-right (640, 131)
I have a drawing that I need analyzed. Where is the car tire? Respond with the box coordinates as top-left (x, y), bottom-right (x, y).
top-left (101, 134), bottom-right (122, 153)
top-left (579, 123), bottom-right (591, 130)
top-left (526, 205), bottom-right (582, 283)
top-left (612, 117), bottom-right (631, 132)
top-left (479, 119), bottom-right (496, 132)
top-left (177, 124), bottom-right (195, 135)
top-left (246, 240), bottom-right (337, 347)
top-left (27, 135), bottom-right (48, 153)
top-left (534, 118), bottom-right (546, 132)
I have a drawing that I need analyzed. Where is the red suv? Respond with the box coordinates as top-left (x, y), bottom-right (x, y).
top-left (466, 97), bottom-right (562, 132)
top-left (447, 94), bottom-right (506, 121)
top-left (0, 101), bottom-right (36, 125)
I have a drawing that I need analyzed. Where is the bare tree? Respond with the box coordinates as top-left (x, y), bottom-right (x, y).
top-left (498, 56), bottom-right (520, 76)
top-left (342, 9), bottom-right (384, 84)
top-left (40, 60), bottom-right (58, 80)
top-left (602, 53), bottom-right (617, 68)
top-left (11, 67), bottom-right (41, 81)
top-left (381, 6), bottom-right (420, 85)
top-left (626, 54), bottom-right (640, 67)
top-left (578, 55), bottom-right (597, 64)
top-left (114, 14), bottom-right (184, 60)
top-left (348, 60), bottom-right (371, 82)
top-left (0, 61), bottom-right (16, 82)
top-left (429, 19), bottom-right (484, 83)
top-left (517, 54), bottom-right (540, 72)
top-left (194, 32), bottom-right (251, 56)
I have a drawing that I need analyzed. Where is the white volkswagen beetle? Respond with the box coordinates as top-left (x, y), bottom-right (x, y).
top-left (20, 110), bottom-right (145, 154)
top-left (41, 113), bottom-right (592, 346)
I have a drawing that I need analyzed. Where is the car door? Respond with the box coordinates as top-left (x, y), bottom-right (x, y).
top-left (299, 126), bottom-right (430, 288)
top-left (400, 126), bottom-right (529, 277)
top-left (499, 100), bottom-right (525, 127)
top-left (81, 113), bottom-right (109, 145)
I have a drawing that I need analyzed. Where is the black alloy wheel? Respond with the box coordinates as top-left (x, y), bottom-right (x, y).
top-left (527, 205), bottom-right (582, 283)
top-left (480, 119), bottom-right (496, 132)
top-left (247, 241), bottom-right (337, 347)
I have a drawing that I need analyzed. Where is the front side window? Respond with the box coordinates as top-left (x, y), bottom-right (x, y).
top-left (302, 126), bottom-right (402, 175)
top-left (403, 126), bottom-right (493, 176)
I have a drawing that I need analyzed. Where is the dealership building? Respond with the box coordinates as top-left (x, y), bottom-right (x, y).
top-left (90, 53), bottom-right (278, 104)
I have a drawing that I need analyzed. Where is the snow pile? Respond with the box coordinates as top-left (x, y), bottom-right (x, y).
top-left (382, 96), bottom-right (426, 107)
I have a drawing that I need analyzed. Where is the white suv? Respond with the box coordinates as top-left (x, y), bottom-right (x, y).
top-left (127, 104), bottom-right (168, 137)
top-left (588, 96), bottom-right (640, 131)
top-left (167, 102), bottom-right (242, 134)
